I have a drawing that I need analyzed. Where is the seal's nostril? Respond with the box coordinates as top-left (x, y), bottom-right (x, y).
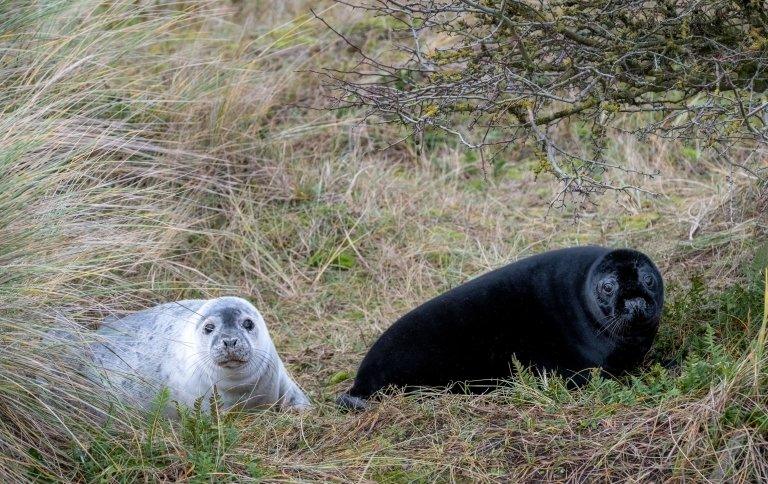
top-left (625, 297), bottom-right (647, 315)
top-left (223, 338), bottom-right (238, 348)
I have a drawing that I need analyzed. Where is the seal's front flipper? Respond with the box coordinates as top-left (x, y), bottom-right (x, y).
top-left (278, 377), bottom-right (312, 411)
top-left (284, 391), bottom-right (311, 411)
top-left (336, 393), bottom-right (369, 411)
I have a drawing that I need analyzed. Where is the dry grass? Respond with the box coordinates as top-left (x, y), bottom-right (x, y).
top-left (1, 0), bottom-right (767, 481)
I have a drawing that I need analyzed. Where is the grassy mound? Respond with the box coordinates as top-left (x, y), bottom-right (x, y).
top-left (1, 0), bottom-right (767, 481)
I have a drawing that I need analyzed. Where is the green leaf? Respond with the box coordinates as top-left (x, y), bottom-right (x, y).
top-left (328, 371), bottom-right (352, 385)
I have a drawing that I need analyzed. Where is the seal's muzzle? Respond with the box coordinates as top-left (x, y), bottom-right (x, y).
top-left (213, 333), bottom-right (252, 367)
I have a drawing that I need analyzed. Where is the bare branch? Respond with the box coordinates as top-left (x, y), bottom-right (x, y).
top-left (320, 0), bottom-right (768, 203)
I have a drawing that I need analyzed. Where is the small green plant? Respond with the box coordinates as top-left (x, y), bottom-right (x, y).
top-left (73, 388), bottom-right (250, 482)
top-left (73, 390), bottom-right (174, 482)
top-left (308, 247), bottom-right (357, 271)
top-left (176, 388), bottom-right (240, 482)
top-left (328, 370), bottom-right (352, 385)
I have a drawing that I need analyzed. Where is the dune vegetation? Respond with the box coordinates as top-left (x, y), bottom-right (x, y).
top-left (1, 0), bottom-right (767, 481)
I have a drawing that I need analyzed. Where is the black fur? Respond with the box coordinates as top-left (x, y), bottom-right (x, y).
top-left (339, 246), bottom-right (664, 407)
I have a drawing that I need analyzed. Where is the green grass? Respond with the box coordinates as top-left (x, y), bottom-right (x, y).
top-left (1, 0), bottom-right (768, 481)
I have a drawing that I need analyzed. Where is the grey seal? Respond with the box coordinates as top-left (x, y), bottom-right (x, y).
top-left (91, 296), bottom-right (310, 412)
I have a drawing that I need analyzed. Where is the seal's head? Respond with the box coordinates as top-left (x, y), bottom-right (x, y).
top-left (194, 297), bottom-right (272, 373)
top-left (586, 249), bottom-right (664, 337)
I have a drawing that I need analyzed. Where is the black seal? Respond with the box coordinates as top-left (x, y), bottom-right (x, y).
top-left (338, 246), bottom-right (664, 410)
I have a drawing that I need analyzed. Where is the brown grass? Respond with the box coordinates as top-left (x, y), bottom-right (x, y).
top-left (1, 0), bottom-right (767, 481)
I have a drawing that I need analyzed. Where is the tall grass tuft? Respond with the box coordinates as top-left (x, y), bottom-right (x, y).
top-left (0, 0), bottom-right (285, 478)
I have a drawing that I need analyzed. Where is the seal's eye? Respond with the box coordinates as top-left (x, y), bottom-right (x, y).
top-left (242, 319), bottom-right (254, 331)
top-left (203, 323), bottom-right (215, 334)
top-left (601, 281), bottom-right (615, 295)
top-left (643, 274), bottom-right (655, 287)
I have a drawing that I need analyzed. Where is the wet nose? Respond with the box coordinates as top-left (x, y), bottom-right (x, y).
top-left (625, 297), bottom-right (647, 314)
top-left (222, 337), bottom-right (238, 349)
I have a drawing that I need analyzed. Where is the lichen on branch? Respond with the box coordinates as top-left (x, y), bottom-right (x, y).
top-left (321, 0), bottom-right (768, 205)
